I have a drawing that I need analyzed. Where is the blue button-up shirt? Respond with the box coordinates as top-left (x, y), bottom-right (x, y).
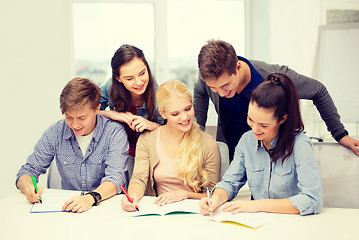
top-left (16, 115), bottom-right (129, 193)
top-left (216, 131), bottom-right (323, 215)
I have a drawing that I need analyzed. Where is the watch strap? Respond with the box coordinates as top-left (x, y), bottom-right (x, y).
top-left (85, 191), bottom-right (102, 206)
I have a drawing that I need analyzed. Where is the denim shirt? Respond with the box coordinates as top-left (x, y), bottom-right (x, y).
top-left (100, 79), bottom-right (164, 125)
top-left (216, 131), bottom-right (323, 215)
top-left (16, 115), bottom-right (129, 193)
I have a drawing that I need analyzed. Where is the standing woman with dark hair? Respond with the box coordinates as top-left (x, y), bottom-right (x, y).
top-left (200, 73), bottom-right (323, 216)
top-left (100, 45), bottom-right (163, 178)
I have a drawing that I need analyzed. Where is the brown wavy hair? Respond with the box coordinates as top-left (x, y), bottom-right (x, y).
top-left (110, 44), bottom-right (157, 121)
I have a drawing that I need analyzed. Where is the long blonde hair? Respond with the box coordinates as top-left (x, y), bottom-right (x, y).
top-left (156, 80), bottom-right (209, 192)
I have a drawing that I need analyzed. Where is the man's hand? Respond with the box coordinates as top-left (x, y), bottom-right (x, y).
top-left (17, 175), bottom-right (44, 203)
top-left (338, 135), bottom-right (359, 157)
top-left (62, 195), bottom-right (94, 213)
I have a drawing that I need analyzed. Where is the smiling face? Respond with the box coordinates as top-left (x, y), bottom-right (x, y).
top-left (64, 102), bottom-right (100, 136)
top-left (205, 61), bottom-right (250, 98)
top-left (116, 58), bottom-right (149, 98)
top-left (247, 101), bottom-right (287, 145)
top-left (160, 95), bottom-right (195, 133)
top-left (206, 71), bottom-right (240, 98)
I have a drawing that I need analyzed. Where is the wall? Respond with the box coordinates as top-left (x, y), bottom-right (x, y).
top-left (269, 0), bottom-right (321, 76)
top-left (0, 0), bottom-right (70, 198)
top-left (268, 0), bottom-right (326, 139)
top-left (248, 0), bottom-right (271, 61)
top-left (249, 0), bottom-right (321, 75)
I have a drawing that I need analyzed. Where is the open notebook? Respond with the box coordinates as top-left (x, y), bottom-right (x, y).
top-left (123, 197), bottom-right (201, 217)
top-left (205, 205), bottom-right (281, 229)
top-left (30, 190), bottom-right (82, 213)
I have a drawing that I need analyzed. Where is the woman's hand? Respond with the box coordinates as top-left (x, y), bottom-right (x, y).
top-left (62, 195), bottom-right (94, 213)
top-left (130, 116), bottom-right (159, 132)
top-left (222, 200), bottom-right (260, 214)
top-left (199, 194), bottom-right (221, 216)
top-left (99, 110), bottom-right (134, 127)
top-left (153, 190), bottom-right (188, 206)
top-left (121, 194), bottom-right (140, 212)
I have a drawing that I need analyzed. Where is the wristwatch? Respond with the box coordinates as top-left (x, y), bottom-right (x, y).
top-left (85, 191), bottom-right (102, 206)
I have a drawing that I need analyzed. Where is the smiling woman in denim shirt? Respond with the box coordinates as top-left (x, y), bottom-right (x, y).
top-left (100, 45), bottom-right (163, 179)
top-left (200, 73), bottom-right (323, 216)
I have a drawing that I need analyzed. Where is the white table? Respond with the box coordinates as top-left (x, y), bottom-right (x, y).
top-left (0, 189), bottom-right (358, 240)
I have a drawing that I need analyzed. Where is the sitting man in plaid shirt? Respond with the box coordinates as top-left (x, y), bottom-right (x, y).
top-left (16, 77), bottom-right (129, 213)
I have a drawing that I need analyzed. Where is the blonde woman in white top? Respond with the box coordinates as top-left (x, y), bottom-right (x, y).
top-left (121, 79), bottom-right (221, 211)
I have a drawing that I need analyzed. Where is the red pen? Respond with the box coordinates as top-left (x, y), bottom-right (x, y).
top-left (120, 185), bottom-right (139, 211)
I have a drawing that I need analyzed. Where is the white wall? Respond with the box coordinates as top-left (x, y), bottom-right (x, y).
top-left (0, 0), bottom-right (70, 198)
top-left (248, 0), bottom-right (271, 61)
top-left (269, 0), bottom-right (321, 76)
top-left (268, 0), bottom-right (326, 139)
top-left (250, 0), bottom-right (321, 75)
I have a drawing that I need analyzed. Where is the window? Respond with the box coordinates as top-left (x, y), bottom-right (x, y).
top-left (72, 0), bottom-right (247, 126)
top-left (167, 0), bottom-right (246, 91)
top-left (72, 2), bottom-right (155, 87)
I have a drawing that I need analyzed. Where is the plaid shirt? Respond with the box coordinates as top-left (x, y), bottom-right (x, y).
top-left (16, 115), bottom-right (129, 193)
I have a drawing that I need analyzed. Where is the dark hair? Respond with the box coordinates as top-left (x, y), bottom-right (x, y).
top-left (198, 40), bottom-right (238, 81)
top-left (250, 73), bottom-right (304, 163)
top-left (110, 44), bottom-right (156, 121)
top-left (60, 78), bottom-right (101, 114)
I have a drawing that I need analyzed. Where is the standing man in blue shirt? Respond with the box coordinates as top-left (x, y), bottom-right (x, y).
top-left (194, 40), bottom-right (359, 161)
top-left (16, 78), bottom-right (129, 213)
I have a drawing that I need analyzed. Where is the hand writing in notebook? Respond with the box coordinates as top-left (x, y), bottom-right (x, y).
top-left (121, 193), bottom-right (141, 212)
top-left (200, 194), bottom-right (222, 216)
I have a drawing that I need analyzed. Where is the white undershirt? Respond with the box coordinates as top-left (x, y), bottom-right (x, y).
top-left (75, 130), bottom-right (95, 157)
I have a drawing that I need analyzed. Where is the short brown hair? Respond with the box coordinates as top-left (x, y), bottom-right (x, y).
top-left (60, 78), bottom-right (101, 114)
top-left (198, 40), bottom-right (238, 81)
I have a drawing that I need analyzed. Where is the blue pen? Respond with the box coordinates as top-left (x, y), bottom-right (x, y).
top-left (206, 187), bottom-right (212, 216)
top-left (31, 176), bottom-right (42, 204)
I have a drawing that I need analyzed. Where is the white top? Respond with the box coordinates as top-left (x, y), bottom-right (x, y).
top-left (75, 130), bottom-right (95, 157)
